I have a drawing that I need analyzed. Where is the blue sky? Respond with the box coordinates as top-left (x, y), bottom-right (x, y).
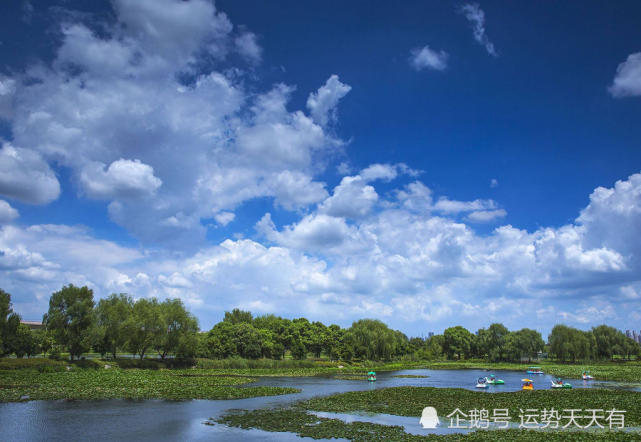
top-left (1, 0), bottom-right (641, 337)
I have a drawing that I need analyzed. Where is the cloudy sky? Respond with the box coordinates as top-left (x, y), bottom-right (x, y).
top-left (1, 0), bottom-right (641, 336)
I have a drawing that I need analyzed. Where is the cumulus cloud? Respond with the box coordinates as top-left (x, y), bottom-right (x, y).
top-left (0, 77), bottom-right (16, 120)
top-left (80, 159), bottom-right (162, 199)
top-left (465, 209), bottom-right (507, 223)
top-left (433, 197), bottom-right (498, 214)
top-left (0, 200), bottom-right (19, 224)
top-left (457, 3), bottom-right (498, 57)
top-left (608, 52), bottom-right (641, 98)
top-left (0, 143), bottom-right (61, 205)
top-left (307, 75), bottom-right (352, 127)
top-left (213, 211), bottom-right (235, 227)
top-left (410, 45), bottom-right (449, 71)
top-left (360, 163), bottom-right (420, 182)
top-left (3, 1), bottom-right (347, 248)
top-left (235, 31), bottom-right (262, 64)
top-left (318, 176), bottom-right (378, 219)
top-left (490, 178), bottom-right (498, 188)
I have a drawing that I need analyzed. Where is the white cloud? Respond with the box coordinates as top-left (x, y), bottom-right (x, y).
top-left (0, 77), bottom-right (16, 120)
top-left (433, 197), bottom-right (497, 214)
top-left (307, 75), bottom-right (352, 127)
top-left (336, 162), bottom-right (352, 175)
top-left (270, 170), bottom-right (328, 210)
top-left (457, 3), bottom-right (498, 57)
top-left (235, 32), bottom-right (262, 64)
top-left (490, 178), bottom-right (498, 188)
top-left (410, 45), bottom-right (449, 71)
top-left (0, 143), bottom-right (60, 205)
top-left (0, 200), bottom-right (19, 224)
top-left (319, 176), bottom-right (378, 219)
top-left (213, 211), bottom-right (235, 227)
top-left (4, 3), bottom-right (346, 248)
top-left (465, 209), bottom-right (507, 223)
top-left (80, 159), bottom-right (162, 199)
top-left (359, 163), bottom-right (420, 183)
top-left (608, 52), bottom-right (641, 98)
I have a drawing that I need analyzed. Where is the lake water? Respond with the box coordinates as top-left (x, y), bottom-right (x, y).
top-left (0, 368), bottom-right (638, 441)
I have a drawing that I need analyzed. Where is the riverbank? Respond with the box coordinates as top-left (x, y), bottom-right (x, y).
top-left (217, 386), bottom-right (641, 441)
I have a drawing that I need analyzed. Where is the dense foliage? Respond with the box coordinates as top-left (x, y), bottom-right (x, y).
top-left (1, 286), bottom-right (639, 363)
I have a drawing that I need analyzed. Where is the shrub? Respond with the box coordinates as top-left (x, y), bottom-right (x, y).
top-left (0, 357), bottom-right (67, 371)
top-left (114, 358), bottom-right (164, 369)
top-left (48, 347), bottom-right (62, 361)
top-left (72, 359), bottom-right (106, 370)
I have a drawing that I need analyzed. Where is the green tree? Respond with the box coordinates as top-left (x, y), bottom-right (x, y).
top-left (234, 322), bottom-right (263, 359)
top-left (443, 326), bottom-right (473, 359)
top-left (487, 323), bottom-right (509, 362)
top-left (223, 309), bottom-right (253, 324)
top-left (125, 298), bottom-right (162, 359)
top-left (348, 319), bottom-right (398, 361)
top-left (154, 298), bottom-right (199, 359)
top-left (43, 285), bottom-right (96, 361)
top-left (592, 325), bottom-right (625, 361)
top-left (96, 293), bottom-right (134, 359)
top-left (207, 322), bottom-right (238, 359)
top-left (505, 328), bottom-right (545, 362)
top-left (425, 334), bottom-right (445, 360)
top-left (13, 324), bottom-right (38, 358)
top-left (290, 336), bottom-right (307, 360)
top-left (0, 288), bottom-right (22, 357)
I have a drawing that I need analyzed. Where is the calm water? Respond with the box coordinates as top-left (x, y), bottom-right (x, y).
top-left (0, 369), bottom-right (638, 442)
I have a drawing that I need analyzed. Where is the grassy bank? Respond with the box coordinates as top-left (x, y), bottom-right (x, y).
top-left (217, 387), bottom-right (641, 441)
top-left (0, 369), bottom-right (299, 402)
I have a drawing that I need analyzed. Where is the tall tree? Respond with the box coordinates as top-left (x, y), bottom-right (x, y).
top-left (223, 309), bottom-right (253, 324)
top-left (43, 285), bottom-right (96, 361)
top-left (125, 298), bottom-right (162, 359)
top-left (0, 288), bottom-right (21, 357)
top-left (154, 298), bottom-right (199, 359)
top-left (96, 293), bottom-right (134, 359)
top-left (487, 323), bottom-right (509, 362)
top-left (443, 326), bottom-right (473, 360)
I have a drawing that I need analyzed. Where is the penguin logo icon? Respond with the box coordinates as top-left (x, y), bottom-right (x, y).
top-left (419, 407), bottom-right (439, 429)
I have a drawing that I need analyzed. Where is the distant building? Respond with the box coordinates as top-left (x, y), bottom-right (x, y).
top-left (20, 320), bottom-right (43, 331)
top-left (428, 332), bottom-right (435, 338)
top-left (475, 330), bottom-right (479, 336)
top-left (634, 331), bottom-right (639, 343)
top-left (626, 330), bottom-right (632, 339)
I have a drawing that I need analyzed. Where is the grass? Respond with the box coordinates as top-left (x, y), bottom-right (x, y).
top-left (217, 387), bottom-right (641, 441)
top-left (0, 369), bottom-right (300, 402)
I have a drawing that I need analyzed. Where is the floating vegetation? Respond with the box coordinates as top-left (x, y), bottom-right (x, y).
top-left (333, 375), bottom-right (369, 380)
top-left (301, 387), bottom-right (641, 426)
top-left (0, 369), bottom-right (300, 402)
top-left (393, 375), bottom-right (429, 378)
top-left (217, 407), bottom-right (640, 441)
top-left (216, 386), bottom-right (641, 441)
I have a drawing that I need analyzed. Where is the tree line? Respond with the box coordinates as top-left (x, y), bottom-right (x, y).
top-left (1, 286), bottom-right (640, 362)
top-left (1, 286), bottom-right (199, 361)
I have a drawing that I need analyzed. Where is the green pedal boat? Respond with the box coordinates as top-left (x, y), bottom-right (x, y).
top-left (485, 375), bottom-right (505, 385)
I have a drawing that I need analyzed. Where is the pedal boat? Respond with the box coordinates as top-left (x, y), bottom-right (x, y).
top-left (522, 379), bottom-right (534, 390)
top-left (485, 375), bottom-right (504, 385)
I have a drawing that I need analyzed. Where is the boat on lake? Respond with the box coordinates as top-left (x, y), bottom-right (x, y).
top-left (367, 371), bottom-right (376, 382)
top-left (582, 370), bottom-right (594, 380)
top-left (550, 378), bottom-right (572, 389)
top-left (476, 377), bottom-right (488, 388)
top-left (485, 375), bottom-right (504, 385)
top-left (522, 379), bottom-right (534, 390)
top-left (527, 366), bottom-right (544, 374)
